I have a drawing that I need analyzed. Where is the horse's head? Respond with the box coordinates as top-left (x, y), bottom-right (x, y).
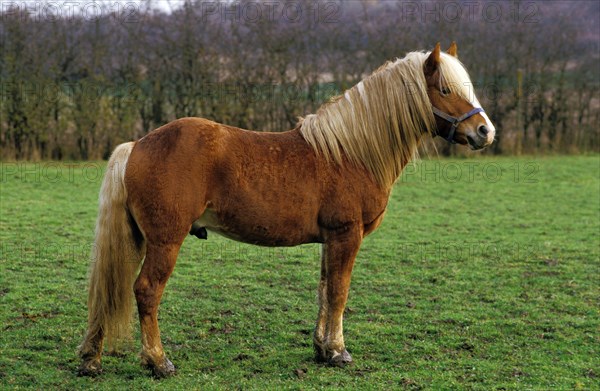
top-left (424, 42), bottom-right (495, 150)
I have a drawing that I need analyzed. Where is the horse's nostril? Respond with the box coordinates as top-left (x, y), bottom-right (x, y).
top-left (467, 135), bottom-right (476, 146)
top-left (478, 125), bottom-right (489, 136)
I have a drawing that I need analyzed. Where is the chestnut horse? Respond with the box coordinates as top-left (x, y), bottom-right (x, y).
top-left (78, 43), bottom-right (495, 377)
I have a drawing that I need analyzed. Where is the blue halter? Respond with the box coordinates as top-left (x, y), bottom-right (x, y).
top-left (432, 106), bottom-right (484, 144)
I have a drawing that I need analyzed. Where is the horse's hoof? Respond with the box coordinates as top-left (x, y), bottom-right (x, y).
top-left (328, 349), bottom-right (353, 367)
top-left (77, 360), bottom-right (102, 377)
top-left (146, 358), bottom-right (176, 378)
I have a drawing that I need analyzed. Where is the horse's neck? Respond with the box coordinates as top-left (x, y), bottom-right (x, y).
top-left (386, 128), bottom-right (426, 188)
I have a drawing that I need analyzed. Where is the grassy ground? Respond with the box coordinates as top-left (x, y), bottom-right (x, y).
top-left (0, 155), bottom-right (598, 390)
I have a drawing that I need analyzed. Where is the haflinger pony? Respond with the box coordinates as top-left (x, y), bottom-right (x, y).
top-left (78, 42), bottom-right (495, 377)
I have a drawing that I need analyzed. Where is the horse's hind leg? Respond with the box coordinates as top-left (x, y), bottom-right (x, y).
top-left (134, 241), bottom-right (183, 378)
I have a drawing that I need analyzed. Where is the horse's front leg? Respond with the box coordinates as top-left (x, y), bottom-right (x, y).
top-left (134, 243), bottom-right (181, 378)
top-left (314, 247), bottom-right (328, 362)
top-left (314, 226), bottom-right (362, 366)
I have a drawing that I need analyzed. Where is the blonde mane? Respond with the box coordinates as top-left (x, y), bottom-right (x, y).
top-left (299, 51), bottom-right (474, 188)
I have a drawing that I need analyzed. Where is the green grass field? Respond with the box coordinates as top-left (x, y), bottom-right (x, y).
top-left (1, 156), bottom-right (598, 390)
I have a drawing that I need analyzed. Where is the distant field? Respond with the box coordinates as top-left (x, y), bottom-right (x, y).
top-left (0, 156), bottom-right (598, 390)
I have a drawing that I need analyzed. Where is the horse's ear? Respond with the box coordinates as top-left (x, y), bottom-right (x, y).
top-left (424, 42), bottom-right (441, 76)
top-left (447, 41), bottom-right (458, 57)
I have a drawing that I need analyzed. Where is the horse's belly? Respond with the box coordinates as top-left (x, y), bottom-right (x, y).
top-left (193, 208), bottom-right (320, 246)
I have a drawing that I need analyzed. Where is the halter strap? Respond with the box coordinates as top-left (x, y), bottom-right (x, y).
top-left (432, 106), bottom-right (484, 144)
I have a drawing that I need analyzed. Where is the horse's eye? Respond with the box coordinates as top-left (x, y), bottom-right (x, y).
top-left (440, 87), bottom-right (451, 96)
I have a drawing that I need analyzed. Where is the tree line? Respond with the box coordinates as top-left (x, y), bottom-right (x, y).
top-left (1, 0), bottom-right (598, 160)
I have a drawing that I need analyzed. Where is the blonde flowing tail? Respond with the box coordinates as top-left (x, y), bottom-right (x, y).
top-left (81, 141), bottom-right (145, 354)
